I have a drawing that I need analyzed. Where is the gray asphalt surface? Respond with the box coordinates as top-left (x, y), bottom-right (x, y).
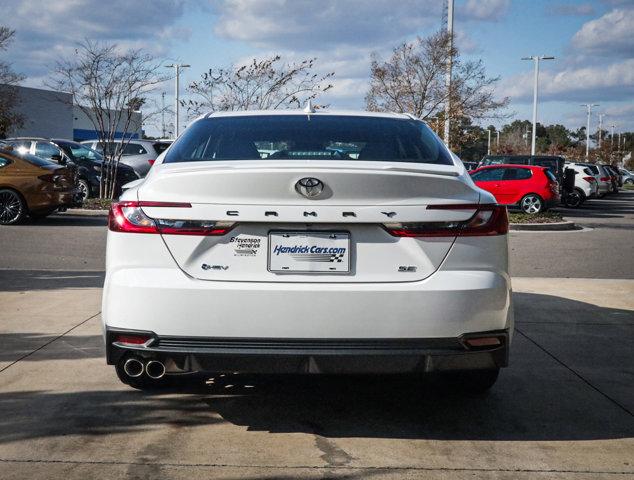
top-left (0, 190), bottom-right (633, 479)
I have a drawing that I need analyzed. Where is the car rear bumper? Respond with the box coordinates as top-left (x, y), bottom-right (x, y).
top-left (105, 328), bottom-right (510, 374)
top-left (103, 267), bottom-right (512, 338)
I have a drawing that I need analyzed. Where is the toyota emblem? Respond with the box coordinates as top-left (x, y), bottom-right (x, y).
top-left (295, 177), bottom-right (324, 198)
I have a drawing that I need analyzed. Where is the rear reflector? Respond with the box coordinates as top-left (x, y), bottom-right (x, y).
top-left (148, 159), bottom-right (155, 165)
top-left (114, 334), bottom-right (150, 345)
top-left (384, 204), bottom-right (508, 237)
top-left (464, 337), bottom-right (502, 348)
top-left (108, 201), bottom-right (234, 235)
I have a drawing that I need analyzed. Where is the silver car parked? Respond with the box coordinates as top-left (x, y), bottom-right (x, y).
top-left (618, 168), bottom-right (633, 185)
top-left (80, 139), bottom-right (172, 178)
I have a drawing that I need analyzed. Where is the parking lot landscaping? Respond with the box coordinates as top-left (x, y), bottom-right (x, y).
top-left (0, 192), bottom-right (632, 479)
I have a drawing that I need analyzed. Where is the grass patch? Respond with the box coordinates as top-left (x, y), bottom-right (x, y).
top-left (508, 211), bottom-right (564, 224)
top-left (76, 198), bottom-right (112, 210)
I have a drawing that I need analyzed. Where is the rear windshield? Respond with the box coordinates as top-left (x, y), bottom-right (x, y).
top-left (15, 151), bottom-right (57, 167)
top-left (164, 115), bottom-right (453, 165)
top-left (544, 170), bottom-right (557, 182)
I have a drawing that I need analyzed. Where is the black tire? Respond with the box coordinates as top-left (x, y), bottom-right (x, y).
top-left (563, 189), bottom-right (584, 208)
top-left (77, 179), bottom-right (91, 201)
top-left (0, 188), bottom-right (27, 225)
top-left (519, 193), bottom-right (544, 214)
top-left (447, 368), bottom-right (500, 394)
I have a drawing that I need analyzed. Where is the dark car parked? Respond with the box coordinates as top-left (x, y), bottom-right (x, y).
top-left (4, 138), bottom-right (138, 200)
top-left (52, 140), bottom-right (139, 198)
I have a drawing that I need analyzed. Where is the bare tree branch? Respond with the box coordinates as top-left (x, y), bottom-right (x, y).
top-left (185, 55), bottom-right (334, 116)
top-left (0, 26), bottom-right (25, 137)
top-left (47, 40), bottom-right (168, 198)
top-left (366, 31), bottom-right (509, 126)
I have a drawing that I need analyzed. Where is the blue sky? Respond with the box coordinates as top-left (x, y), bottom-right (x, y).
top-left (4, 0), bottom-right (634, 136)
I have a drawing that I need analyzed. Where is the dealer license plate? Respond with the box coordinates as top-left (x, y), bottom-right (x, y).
top-left (268, 231), bottom-right (350, 273)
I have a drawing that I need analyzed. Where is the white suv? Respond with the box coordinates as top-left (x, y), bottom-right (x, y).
top-left (103, 110), bottom-right (513, 392)
top-left (565, 163), bottom-right (599, 205)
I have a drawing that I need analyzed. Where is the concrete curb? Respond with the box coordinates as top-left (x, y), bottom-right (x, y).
top-left (510, 220), bottom-right (577, 231)
top-left (59, 209), bottom-right (108, 217)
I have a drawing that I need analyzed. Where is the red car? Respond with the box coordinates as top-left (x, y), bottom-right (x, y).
top-left (470, 164), bottom-right (560, 214)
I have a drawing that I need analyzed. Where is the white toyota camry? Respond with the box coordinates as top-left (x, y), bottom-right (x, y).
top-left (103, 109), bottom-right (512, 392)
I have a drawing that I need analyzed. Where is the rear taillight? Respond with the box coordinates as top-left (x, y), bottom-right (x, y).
top-left (383, 204), bottom-right (508, 237)
top-left (38, 174), bottom-right (67, 190)
top-left (108, 201), bottom-right (235, 235)
top-left (600, 177), bottom-right (610, 182)
top-left (583, 176), bottom-right (596, 183)
top-left (550, 181), bottom-right (559, 194)
top-left (147, 159), bottom-right (155, 166)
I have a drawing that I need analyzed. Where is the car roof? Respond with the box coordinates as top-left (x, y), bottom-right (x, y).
top-left (204, 109), bottom-right (416, 120)
top-left (5, 137), bottom-right (49, 141)
top-left (476, 163), bottom-right (539, 169)
top-left (81, 139), bottom-right (152, 144)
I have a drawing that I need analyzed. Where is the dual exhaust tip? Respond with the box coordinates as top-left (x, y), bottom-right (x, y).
top-left (123, 358), bottom-right (166, 380)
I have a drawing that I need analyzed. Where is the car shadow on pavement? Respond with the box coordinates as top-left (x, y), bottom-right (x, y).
top-left (0, 270), bottom-right (105, 291)
top-left (555, 192), bottom-right (634, 220)
top-left (0, 293), bottom-right (632, 444)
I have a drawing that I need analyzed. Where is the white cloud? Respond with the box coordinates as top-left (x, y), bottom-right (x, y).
top-left (212, 0), bottom-right (443, 50)
top-left (2, 0), bottom-right (190, 81)
top-left (499, 59), bottom-right (634, 103)
top-left (571, 7), bottom-right (634, 57)
top-left (461, 0), bottom-right (510, 21)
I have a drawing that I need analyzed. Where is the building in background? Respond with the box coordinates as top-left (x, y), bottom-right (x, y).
top-left (5, 85), bottom-right (142, 141)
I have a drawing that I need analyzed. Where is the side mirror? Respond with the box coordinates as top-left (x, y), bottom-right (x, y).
top-left (51, 154), bottom-right (65, 164)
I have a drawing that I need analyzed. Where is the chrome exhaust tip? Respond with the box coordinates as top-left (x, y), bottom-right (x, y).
top-left (145, 360), bottom-right (166, 380)
top-left (123, 358), bottom-right (144, 378)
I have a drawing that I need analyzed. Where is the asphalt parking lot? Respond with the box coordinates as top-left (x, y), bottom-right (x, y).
top-left (0, 193), bottom-right (633, 479)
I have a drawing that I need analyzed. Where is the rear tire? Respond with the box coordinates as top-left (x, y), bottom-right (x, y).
top-left (563, 189), bottom-right (584, 208)
top-left (520, 194), bottom-right (543, 214)
top-left (0, 189), bottom-right (27, 225)
top-left (77, 179), bottom-right (91, 201)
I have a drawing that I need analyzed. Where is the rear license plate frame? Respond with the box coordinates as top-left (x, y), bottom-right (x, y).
top-left (268, 231), bottom-right (351, 274)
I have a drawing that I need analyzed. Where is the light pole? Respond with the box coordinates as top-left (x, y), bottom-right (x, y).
top-left (165, 63), bottom-right (190, 139)
top-left (611, 124), bottom-right (616, 148)
top-left (598, 113), bottom-right (605, 149)
top-left (521, 56), bottom-right (554, 155)
top-left (161, 92), bottom-right (166, 138)
top-left (496, 130), bottom-right (500, 150)
top-left (443, 0), bottom-right (454, 147)
top-left (581, 103), bottom-right (599, 159)
top-left (487, 128), bottom-right (492, 155)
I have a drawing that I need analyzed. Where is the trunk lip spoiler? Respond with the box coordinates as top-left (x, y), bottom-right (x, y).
top-left (150, 160), bottom-right (462, 178)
